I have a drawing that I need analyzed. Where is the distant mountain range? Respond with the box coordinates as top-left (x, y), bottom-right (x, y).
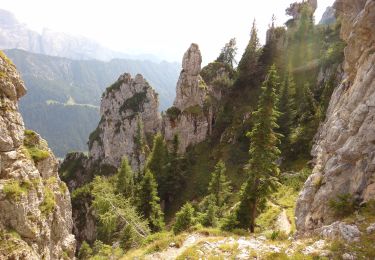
top-left (5, 49), bottom-right (180, 157)
top-left (0, 8), bottom-right (160, 62)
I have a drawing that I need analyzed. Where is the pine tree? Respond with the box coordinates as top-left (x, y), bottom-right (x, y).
top-left (236, 19), bottom-right (261, 87)
top-left (147, 133), bottom-right (169, 198)
top-left (134, 115), bottom-right (146, 179)
top-left (207, 160), bottom-right (231, 210)
top-left (298, 83), bottom-right (316, 123)
top-left (116, 156), bottom-right (135, 199)
top-left (277, 73), bottom-right (296, 150)
top-left (236, 65), bottom-right (281, 232)
top-left (173, 202), bottom-right (195, 234)
top-left (164, 134), bottom-right (185, 207)
top-left (216, 38), bottom-right (238, 69)
top-left (137, 169), bottom-right (164, 232)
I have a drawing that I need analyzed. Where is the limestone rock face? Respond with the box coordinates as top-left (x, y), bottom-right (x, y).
top-left (0, 52), bottom-right (75, 259)
top-left (89, 73), bottom-right (161, 171)
top-left (296, 0), bottom-right (375, 232)
top-left (163, 44), bottom-right (223, 153)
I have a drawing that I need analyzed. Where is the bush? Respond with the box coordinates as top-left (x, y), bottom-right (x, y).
top-left (173, 202), bottom-right (195, 234)
top-left (329, 193), bottom-right (356, 218)
top-left (166, 106), bottom-right (181, 121)
top-left (39, 186), bottom-right (56, 216)
top-left (221, 213), bottom-right (239, 231)
top-left (78, 241), bottom-right (93, 259)
top-left (3, 180), bottom-right (32, 201)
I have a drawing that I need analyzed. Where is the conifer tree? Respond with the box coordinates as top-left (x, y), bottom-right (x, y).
top-left (134, 115), bottom-right (146, 179)
top-left (116, 157), bottom-right (135, 199)
top-left (216, 38), bottom-right (238, 69)
top-left (207, 160), bottom-right (231, 210)
top-left (237, 19), bottom-right (260, 86)
top-left (277, 73), bottom-right (296, 150)
top-left (147, 133), bottom-right (169, 197)
top-left (137, 169), bottom-right (164, 232)
top-left (236, 65), bottom-right (281, 232)
top-left (173, 202), bottom-right (195, 234)
top-left (298, 83), bottom-right (316, 123)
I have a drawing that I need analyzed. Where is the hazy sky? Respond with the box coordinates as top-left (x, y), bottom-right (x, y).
top-left (0, 0), bottom-right (335, 63)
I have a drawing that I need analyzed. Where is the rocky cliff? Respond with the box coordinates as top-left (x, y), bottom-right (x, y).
top-left (296, 0), bottom-right (375, 232)
top-left (0, 51), bottom-right (75, 259)
top-left (89, 73), bottom-right (161, 171)
top-left (163, 43), bottom-right (224, 153)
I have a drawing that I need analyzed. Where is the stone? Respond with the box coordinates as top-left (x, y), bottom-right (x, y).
top-left (0, 51), bottom-right (75, 259)
top-left (89, 73), bottom-right (161, 172)
top-left (366, 223), bottom-right (375, 234)
top-left (296, 0), bottom-right (375, 232)
top-left (163, 43), bottom-right (226, 153)
top-left (342, 253), bottom-right (356, 260)
top-left (320, 222), bottom-right (361, 242)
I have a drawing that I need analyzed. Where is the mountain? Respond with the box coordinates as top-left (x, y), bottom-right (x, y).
top-left (0, 9), bottom-right (160, 62)
top-left (319, 6), bottom-right (336, 25)
top-left (0, 50), bottom-right (76, 259)
top-left (4, 49), bottom-right (180, 157)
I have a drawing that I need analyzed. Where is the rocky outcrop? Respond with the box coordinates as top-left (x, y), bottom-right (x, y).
top-left (296, 0), bottom-right (375, 232)
top-left (286, 0), bottom-right (318, 20)
top-left (319, 6), bottom-right (336, 25)
top-left (0, 51), bottom-right (75, 259)
top-left (89, 73), bottom-right (161, 171)
top-left (163, 44), bottom-right (225, 153)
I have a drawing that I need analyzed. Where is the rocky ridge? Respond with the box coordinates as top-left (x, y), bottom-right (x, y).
top-left (296, 0), bottom-right (375, 232)
top-left (0, 51), bottom-right (75, 259)
top-left (89, 73), bottom-right (161, 172)
top-left (163, 43), bottom-right (223, 153)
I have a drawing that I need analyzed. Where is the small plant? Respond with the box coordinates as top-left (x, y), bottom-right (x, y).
top-left (329, 193), bottom-right (356, 218)
top-left (3, 180), bottom-right (32, 201)
top-left (173, 202), bottom-right (195, 234)
top-left (39, 186), bottom-right (56, 216)
top-left (166, 106), bottom-right (181, 121)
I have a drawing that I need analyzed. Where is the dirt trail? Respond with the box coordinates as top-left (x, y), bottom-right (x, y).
top-left (144, 234), bottom-right (204, 260)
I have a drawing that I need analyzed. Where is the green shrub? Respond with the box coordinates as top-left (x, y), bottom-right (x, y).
top-left (119, 91), bottom-right (147, 113)
top-left (78, 241), bottom-right (93, 259)
top-left (26, 147), bottom-right (50, 162)
top-left (183, 105), bottom-right (203, 117)
top-left (173, 202), bottom-right (195, 234)
top-left (39, 186), bottom-right (56, 216)
top-left (3, 180), bottom-right (32, 201)
top-left (166, 106), bottom-right (181, 121)
top-left (329, 193), bottom-right (356, 218)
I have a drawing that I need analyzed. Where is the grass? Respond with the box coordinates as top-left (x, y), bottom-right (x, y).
top-left (327, 200), bottom-right (375, 259)
top-left (183, 105), bottom-right (203, 117)
top-left (3, 180), bottom-right (32, 201)
top-left (23, 129), bottom-right (50, 163)
top-left (39, 186), bottom-right (56, 216)
top-left (121, 231), bottom-right (187, 259)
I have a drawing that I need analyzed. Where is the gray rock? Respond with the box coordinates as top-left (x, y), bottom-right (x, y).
top-left (366, 223), bottom-right (375, 234)
top-left (89, 73), bottom-right (161, 172)
top-left (296, 0), bottom-right (375, 232)
top-left (0, 51), bottom-right (75, 259)
top-left (320, 222), bottom-right (361, 242)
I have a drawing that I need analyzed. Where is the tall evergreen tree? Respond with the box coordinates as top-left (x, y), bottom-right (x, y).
top-left (116, 157), bottom-right (135, 199)
top-left (236, 65), bottom-right (281, 232)
top-left (137, 169), bottom-right (164, 232)
top-left (147, 133), bottom-right (169, 197)
top-left (134, 115), bottom-right (146, 178)
top-left (277, 73), bottom-right (296, 150)
top-left (236, 19), bottom-right (261, 86)
top-left (216, 38), bottom-right (238, 69)
top-left (298, 83), bottom-right (316, 123)
top-left (207, 160), bottom-right (231, 210)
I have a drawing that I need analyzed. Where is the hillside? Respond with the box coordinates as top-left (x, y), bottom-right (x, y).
top-left (4, 49), bottom-right (180, 157)
top-left (1, 0), bottom-right (374, 259)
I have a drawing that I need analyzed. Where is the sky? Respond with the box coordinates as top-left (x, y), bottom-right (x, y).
top-left (0, 0), bottom-right (335, 64)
